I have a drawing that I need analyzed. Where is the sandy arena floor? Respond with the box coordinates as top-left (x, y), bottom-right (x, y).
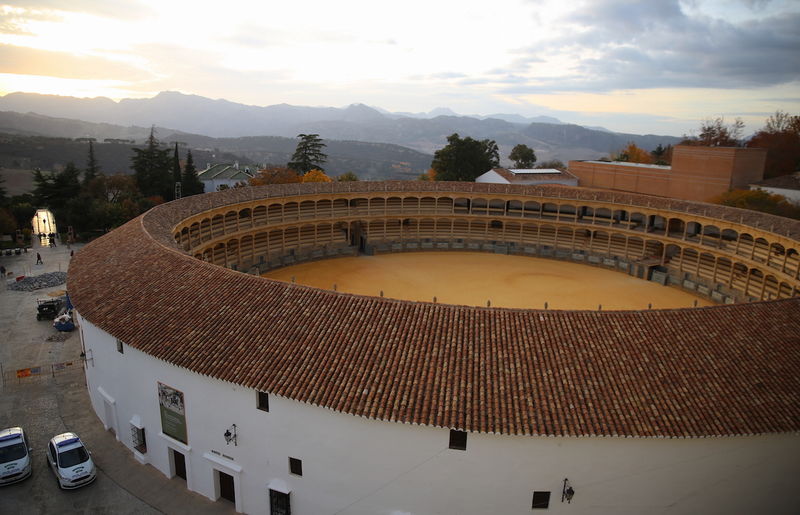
top-left (264, 252), bottom-right (713, 310)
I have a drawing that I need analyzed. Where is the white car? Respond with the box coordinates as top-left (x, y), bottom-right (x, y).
top-left (0, 427), bottom-right (32, 486)
top-left (46, 432), bottom-right (96, 489)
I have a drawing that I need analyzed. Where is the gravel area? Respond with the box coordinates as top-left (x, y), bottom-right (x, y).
top-left (7, 271), bottom-right (68, 291)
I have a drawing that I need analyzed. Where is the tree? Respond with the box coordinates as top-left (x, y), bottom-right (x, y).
top-left (711, 189), bottom-right (800, 220)
top-left (288, 134), bottom-right (327, 174)
top-left (171, 142), bottom-right (182, 199)
top-left (613, 142), bottom-right (653, 164)
top-left (249, 166), bottom-right (301, 186)
top-left (337, 172), bottom-right (359, 182)
top-left (0, 175), bottom-right (7, 207)
top-left (535, 160), bottom-right (566, 170)
top-left (33, 164), bottom-right (81, 213)
top-left (683, 117), bottom-right (744, 147)
top-left (301, 169), bottom-right (333, 183)
top-left (508, 144), bottom-right (537, 168)
top-left (84, 141), bottom-right (101, 186)
top-left (762, 110), bottom-right (800, 134)
top-left (747, 111), bottom-right (800, 179)
top-left (0, 208), bottom-right (16, 235)
top-left (131, 127), bottom-right (172, 199)
top-left (650, 144), bottom-right (673, 165)
top-left (181, 149), bottom-right (205, 196)
top-left (9, 195), bottom-right (36, 232)
top-left (431, 133), bottom-right (499, 181)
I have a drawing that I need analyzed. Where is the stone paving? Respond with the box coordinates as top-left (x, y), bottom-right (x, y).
top-left (1, 238), bottom-right (234, 514)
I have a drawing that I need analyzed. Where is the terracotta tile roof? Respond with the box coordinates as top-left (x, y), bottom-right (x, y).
top-left (67, 182), bottom-right (800, 437)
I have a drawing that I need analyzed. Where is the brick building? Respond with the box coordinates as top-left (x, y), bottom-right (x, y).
top-left (569, 145), bottom-right (767, 202)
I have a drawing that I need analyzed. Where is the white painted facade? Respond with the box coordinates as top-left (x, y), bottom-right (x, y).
top-left (78, 313), bottom-right (800, 515)
top-left (476, 169), bottom-right (512, 184)
top-left (475, 169), bottom-right (578, 187)
top-left (752, 185), bottom-right (800, 205)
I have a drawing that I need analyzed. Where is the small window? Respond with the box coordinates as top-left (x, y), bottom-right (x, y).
top-left (257, 391), bottom-right (269, 412)
top-left (289, 457), bottom-right (302, 476)
top-left (532, 491), bottom-right (551, 509)
top-left (131, 425), bottom-right (147, 454)
top-left (449, 429), bottom-right (467, 450)
top-left (116, 339), bottom-right (124, 354)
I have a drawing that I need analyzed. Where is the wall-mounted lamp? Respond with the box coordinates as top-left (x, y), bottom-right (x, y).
top-left (224, 424), bottom-right (237, 446)
top-left (562, 478), bottom-right (575, 503)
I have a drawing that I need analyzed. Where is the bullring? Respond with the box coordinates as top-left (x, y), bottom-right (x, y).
top-left (68, 181), bottom-right (800, 514)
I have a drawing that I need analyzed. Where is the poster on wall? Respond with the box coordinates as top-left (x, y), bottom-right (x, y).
top-left (158, 382), bottom-right (187, 444)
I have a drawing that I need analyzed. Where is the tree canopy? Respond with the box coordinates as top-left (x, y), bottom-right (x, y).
top-left (613, 142), bottom-right (653, 164)
top-left (301, 169), bottom-right (333, 183)
top-left (181, 149), bottom-right (205, 196)
top-left (131, 127), bottom-right (172, 200)
top-left (337, 171), bottom-right (359, 182)
top-left (509, 144), bottom-right (537, 168)
top-left (249, 166), bottom-right (301, 186)
top-left (683, 117), bottom-right (744, 147)
top-left (747, 111), bottom-right (800, 179)
top-left (431, 133), bottom-right (499, 181)
top-left (84, 141), bottom-right (101, 186)
top-left (288, 134), bottom-right (327, 174)
top-left (711, 189), bottom-right (800, 220)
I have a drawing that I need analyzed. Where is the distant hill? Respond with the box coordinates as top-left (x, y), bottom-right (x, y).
top-left (0, 91), bottom-right (682, 164)
top-left (0, 111), bottom-right (433, 182)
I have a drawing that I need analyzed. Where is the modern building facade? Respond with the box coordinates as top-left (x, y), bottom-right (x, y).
top-left (68, 182), bottom-right (800, 514)
top-left (569, 145), bottom-right (768, 202)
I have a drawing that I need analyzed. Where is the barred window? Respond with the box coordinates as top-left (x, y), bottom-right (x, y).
top-left (131, 425), bottom-right (147, 453)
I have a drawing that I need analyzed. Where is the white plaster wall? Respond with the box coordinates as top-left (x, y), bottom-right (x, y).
top-left (754, 186), bottom-right (800, 205)
top-left (78, 314), bottom-right (800, 515)
top-left (475, 170), bottom-right (510, 184)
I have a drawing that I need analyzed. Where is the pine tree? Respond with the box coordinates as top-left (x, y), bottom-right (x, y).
top-left (181, 149), bottom-right (205, 196)
top-left (288, 134), bottom-right (327, 174)
top-left (172, 142), bottom-right (182, 199)
top-left (131, 127), bottom-right (172, 200)
top-left (84, 141), bottom-right (102, 185)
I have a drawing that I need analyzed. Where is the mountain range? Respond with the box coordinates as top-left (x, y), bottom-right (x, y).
top-left (0, 91), bottom-right (682, 166)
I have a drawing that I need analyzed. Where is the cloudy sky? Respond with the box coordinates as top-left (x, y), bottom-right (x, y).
top-left (0, 0), bottom-right (798, 135)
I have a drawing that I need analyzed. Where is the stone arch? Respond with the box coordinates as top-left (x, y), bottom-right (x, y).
top-left (471, 197), bottom-right (488, 215)
top-left (453, 197), bottom-right (470, 214)
top-left (385, 196), bottom-right (402, 214)
top-left (420, 196), bottom-right (437, 214)
top-left (252, 205), bottom-right (267, 226)
top-left (283, 201), bottom-right (299, 221)
top-left (299, 200), bottom-right (316, 220)
top-left (667, 217), bottom-right (685, 239)
top-left (523, 201), bottom-right (541, 218)
top-left (211, 214), bottom-right (225, 239)
top-left (507, 199), bottom-right (523, 217)
top-left (238, 207), bottom-right (253, 230)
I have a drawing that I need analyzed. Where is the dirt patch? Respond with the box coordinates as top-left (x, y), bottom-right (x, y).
top-left (264, 251), bottom-right (714, 310)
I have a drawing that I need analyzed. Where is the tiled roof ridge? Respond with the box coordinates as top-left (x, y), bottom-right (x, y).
top-left (68, 183), bottom-right (800, 438)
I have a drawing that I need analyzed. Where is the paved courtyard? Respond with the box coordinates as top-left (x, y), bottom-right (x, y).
top-left (1, 238), bottom-right (234, 514)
